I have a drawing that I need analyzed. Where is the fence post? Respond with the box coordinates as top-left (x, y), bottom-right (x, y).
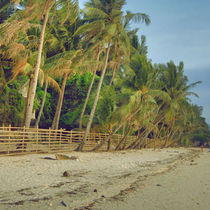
top-left (59, 129), bottom-right (62, 150)
top-left (69, 130), bottom-right (72, 146)
top-left (48, 128), bottom-right (51, 152)
top-left (94, 132), bottom-right (96, 143)
top-left (22, 126), bottom-right (25, 152)
top-left (8, 124), bottom-right (11, 154)
top-left (36, 126), bottom-right (39, 153)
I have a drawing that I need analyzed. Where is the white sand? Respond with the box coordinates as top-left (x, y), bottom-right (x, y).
top-left (0, 148), bottom-right (201, 209)
top-left (94, 149), bottom-right (210, 210)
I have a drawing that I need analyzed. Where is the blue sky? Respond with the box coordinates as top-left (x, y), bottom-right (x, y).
top-left (79, 0), bottom-right (210, 124)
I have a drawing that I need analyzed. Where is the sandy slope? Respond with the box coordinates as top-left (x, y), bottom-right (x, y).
top-left (0, 148), bottom-right (202, 210)
top-left (93, 149), bottom-right (210, 210)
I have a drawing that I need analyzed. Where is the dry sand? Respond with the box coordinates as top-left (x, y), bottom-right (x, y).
top-left (0, 148), bottom-right (208, 210)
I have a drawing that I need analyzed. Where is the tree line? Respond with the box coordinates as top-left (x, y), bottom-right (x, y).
top-left (0, 0), bottom-right (209, 151)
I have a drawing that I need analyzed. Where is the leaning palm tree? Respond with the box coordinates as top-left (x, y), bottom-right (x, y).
top-left (34, 73), bottom-right (61, 128)
top-left (79, 45), bottom-right (104, 129)
top-left (25, 0), bottom-right (79, 128)
top-left (154, 61), bottom-right (201, 147)
top-left (91, 52), bottom-right (170, 151)
top-left (75, 0), bottom-right (150, 151)
top-left (43, 49), bottom-right (83, 130)
top-left (0, 0), bottom-right (79, 128)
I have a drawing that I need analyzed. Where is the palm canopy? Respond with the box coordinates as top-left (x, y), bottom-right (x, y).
top-left (152, 61), bottom-right (202, 141)
top-left (156, 61), bottom-right (201, 116)
top-left (75, 0), bottom-right (150, 58)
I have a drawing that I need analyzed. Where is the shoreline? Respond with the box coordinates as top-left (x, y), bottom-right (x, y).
top-left (93, 149), bottom-right (210, 210)
top-left (0, 148), bottom-right (203, 209)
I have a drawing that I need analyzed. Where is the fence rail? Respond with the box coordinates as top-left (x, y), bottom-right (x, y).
top-left (0, 126), bottom-right (129, 156)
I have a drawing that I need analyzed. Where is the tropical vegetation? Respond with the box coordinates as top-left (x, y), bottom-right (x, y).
top-left (0, 0), bottom-right (209, 151)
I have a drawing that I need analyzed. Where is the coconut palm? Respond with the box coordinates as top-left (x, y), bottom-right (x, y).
top-left (0, 0), bottom-right (79, 128)
top-left (75, 0), bottom-right (150, 151)
top-left (43, 48), bottom-right (83, 130)
top-left (79, 46), bottom-right (103, 129)
top-left (91, 51), bottom-right (170, 151)
top-left (34, 73), bottom-right (61, 128)
top-left (154, 61), bottom-right (201, 147)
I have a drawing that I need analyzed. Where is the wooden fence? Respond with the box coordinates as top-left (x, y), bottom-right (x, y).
top-left (0, 126), bottom-right (131, 156)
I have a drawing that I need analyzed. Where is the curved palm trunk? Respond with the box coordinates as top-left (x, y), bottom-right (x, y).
top-left (24, 9), bottom-right (50, 128)
top-left (24, 75), bottom-right (33, 124)
top-left (115, 124), bottom-right (131, 150)
top-left (16, 75), bottom-right (34, 149)
top-left (79, 49), bottom-right (101, 129)
top-left (35, 78), bottom-right (48, 128)
top-left (0, 66), bottom-right (6, 94)
top-left (90, 104), bottom-right (143, 152)
top-left (51, 73), bottom-right (68, 130)
top-left (75, 42), bottom-right (111, 151)
top-left (109, 65), bottom-right (116, 86)
top-left (166, 130), bottom-right (181, 148)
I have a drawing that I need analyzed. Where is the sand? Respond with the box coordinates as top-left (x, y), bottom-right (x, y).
top-left (0, 148), bottom-right (208, 210)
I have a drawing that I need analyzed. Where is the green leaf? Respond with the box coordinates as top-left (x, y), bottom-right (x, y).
top-left (107, 24), bottom-right (117, 36)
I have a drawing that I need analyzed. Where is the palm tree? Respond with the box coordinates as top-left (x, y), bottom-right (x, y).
top-left (154, 61), bottom-right (201, 147)
top-left (90, 51), bottom-right (170, 151)
top-left (75, 0), bottom-right (150, 151)
top-left (24, 0), bottom-right (59, 128)
top-left (43, 48), bottom-right (83, 130)
top-left (0, 0), bottom-right (79, 128)
top-left (79, 46), bottom-right (103, 129)
top-left (35, 73), bottom-right (61, 128)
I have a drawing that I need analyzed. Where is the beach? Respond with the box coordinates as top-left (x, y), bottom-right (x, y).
top-left (0, 148), bottom-right (209, 209)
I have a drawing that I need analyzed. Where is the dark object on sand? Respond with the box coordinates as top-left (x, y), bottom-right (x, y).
top-left (61, 200), bottom-right (67, 207)
top-left (42, 157), bottom-right (56, 160)
top-left (63, 171), bottom-right (71, 177)
top-left (14, 200), bottom-right (24, 205)
top-left (94, 189), bottom-right (97, 192)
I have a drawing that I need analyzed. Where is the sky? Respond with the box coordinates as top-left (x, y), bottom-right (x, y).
top-left (79, 0), bottom-right (210, 124)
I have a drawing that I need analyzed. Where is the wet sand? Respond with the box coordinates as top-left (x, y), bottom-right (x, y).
top-left (0, 148), bottom-right (207, 210)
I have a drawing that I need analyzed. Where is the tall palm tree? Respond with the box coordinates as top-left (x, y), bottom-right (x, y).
top-left (24, 0), bottom-right (61, 128)
top-left (154, 61), bottom-right (201, 147)
top-left (0, 0), bottom-right (79, 128)
top-left (79, 46), bottom-right (103, 129)
top-left (91, 52), bottom-right (170, 151)
top-left (43, 48), bottom-right (83, 130)
top-left (75, 0), bottom-right (150, 151)
top-left (34, 73), bottom-right (61, 128)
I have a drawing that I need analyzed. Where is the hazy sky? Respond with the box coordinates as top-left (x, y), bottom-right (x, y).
top-left (79, 0), bottom-right (210, 124)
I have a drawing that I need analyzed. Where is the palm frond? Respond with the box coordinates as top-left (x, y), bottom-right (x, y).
top-left (83, 7), bottom-right (109, 20)
top-left (47, 76), bottom-right (61, 94)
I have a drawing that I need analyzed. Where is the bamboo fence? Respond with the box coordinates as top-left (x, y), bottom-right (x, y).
top-left (0, 125), bottom-right (135, 156)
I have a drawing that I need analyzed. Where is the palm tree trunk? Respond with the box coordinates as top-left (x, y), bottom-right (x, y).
top-left (109, 65), bottom-right (116, 86)
top-left (126, 128), bottom-right (147, 150)
top-left (115, 124), bottom-right (131, 150)
top-left (35, 78), bottom-right (48, 128)
top-left (166, 130), bottom-right (181, 148)
top-left (51, 73), bottom-right (68, 130)
top-left (75, 42), bottom-right (111, 151)
top-left (24, 9), bottom-right (50, 128)
top-left (79, 49), bottom-right (101, 129)
top-left (0, 66), bottom-right (6, 94)
top-left (24, 75), bottom-right (33, 124)
top-left (90, 104), bottom-right (143, 152)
